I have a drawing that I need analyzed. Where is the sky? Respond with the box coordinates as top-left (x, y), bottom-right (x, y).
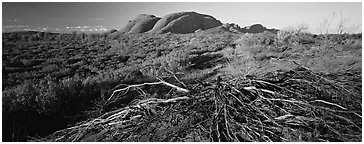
top-left (2, 2), bottom-right (362, 33)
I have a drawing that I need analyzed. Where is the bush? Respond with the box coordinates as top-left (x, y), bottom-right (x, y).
top-left (277, 31), bottom-right (316, 45)
top-left (21, 59), bottom-right (44, 67)
top-left (239, 31), bottom-right (277, 46)
top-left (42, 64), bottom-right (59, 73)
top-left (342, 38), bottom-right (361, 50)
top-left (2, 75), bottom-right (103, 141)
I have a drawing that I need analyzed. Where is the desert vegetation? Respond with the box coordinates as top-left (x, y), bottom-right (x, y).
top-left (2, 26), bottom-right (362, 142)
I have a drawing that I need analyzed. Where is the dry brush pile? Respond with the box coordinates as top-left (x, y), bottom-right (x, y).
top-left (37, 64), bottom-right (361, 142)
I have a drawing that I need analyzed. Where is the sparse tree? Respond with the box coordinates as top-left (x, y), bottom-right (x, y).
top-left (284, 23), bottom-right (309, 34)
top-left (277, 23), bottom-right (310, 45)
top-left (319, 12), bottom-right (336, 34)
top-left (295, 23), bottom-right (309, 34)
top-left (336, 11), bottom-right (361, 34)
top-left (318, 11), bottom-right (361, 34)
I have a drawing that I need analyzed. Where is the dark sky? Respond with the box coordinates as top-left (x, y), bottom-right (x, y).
top-left (2, 2), bottom-right (362, 33)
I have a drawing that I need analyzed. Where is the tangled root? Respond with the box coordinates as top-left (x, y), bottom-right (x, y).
top-left (37, 66), bottom-right (361, 142)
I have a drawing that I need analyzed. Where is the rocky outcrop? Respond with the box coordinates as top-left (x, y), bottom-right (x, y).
top-left (243, 24), bottom-right (265, 33)
top-left (148, 12), bottom-right (222, 34)
top-left (220, 23), bottom-right (279, 34)
top-left (120, 12), bottom-right (278, 34)
top-left (120, 14), bottom-right (161, 33)
top-left (241, 24), bottom-right (278, 33)
top-left (221, 23), bottom-right (242, 33)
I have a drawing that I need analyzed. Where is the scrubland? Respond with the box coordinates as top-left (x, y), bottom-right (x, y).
top-left (2, 29), bottom-right (361, 141)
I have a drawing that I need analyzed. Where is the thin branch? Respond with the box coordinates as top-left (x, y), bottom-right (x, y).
top-left (310, 100), bottom-right (347, 110)
top-left (108, 81), bottom-right (163, 101)
top-left (163, 66), bottom-right (187, 88)
top-left (157, 77), bottom-right (190, 93)
top-left (108, 78), bottom-right (190, 101)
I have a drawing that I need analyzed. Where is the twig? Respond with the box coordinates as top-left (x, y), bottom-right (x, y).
top-left (227, 92), bottom-right (245, 106)
top-left (157, 77), bottom-right (190, 93)
top-left (243, 86), bottom-right (276, 95)
top-left (310, 100), bottom-right (347, 110)
top-left (108, 82), bottom-right (163, 101)
top-left (290, 61), bottom-right (353, 94)
top-left (223, 105), bottom-right (234, 141)
top-left (108, 78), bottom-right (190, 101)
top-left (251, 80), bottom-right (283, 90)
top-left (163, 66), bottom-right (187, 88)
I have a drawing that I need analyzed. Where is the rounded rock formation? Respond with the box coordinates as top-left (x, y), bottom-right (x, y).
top-left (148, 12), bottom-right (222, 34)
top-left (120, 14), bottom-right (161, 33)
top-left (244, 24), bottom-right (266, 33)
top-left (119, 12), bottom-right (278, 34)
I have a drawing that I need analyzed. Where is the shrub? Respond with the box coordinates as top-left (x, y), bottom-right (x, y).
top-left (277, 31), bottom-right (317, 45)
top-left (2, 75), bottom-right (102, 141)
top-left (239, 31), bottom-right (277, 46)
top-left (21, 59), bottom-right (44, 67)
top-left (42, 64), bottom-right (59, 73)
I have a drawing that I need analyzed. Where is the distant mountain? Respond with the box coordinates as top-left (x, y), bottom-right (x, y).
top-left (121, 11), bottom-right (278, 34)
